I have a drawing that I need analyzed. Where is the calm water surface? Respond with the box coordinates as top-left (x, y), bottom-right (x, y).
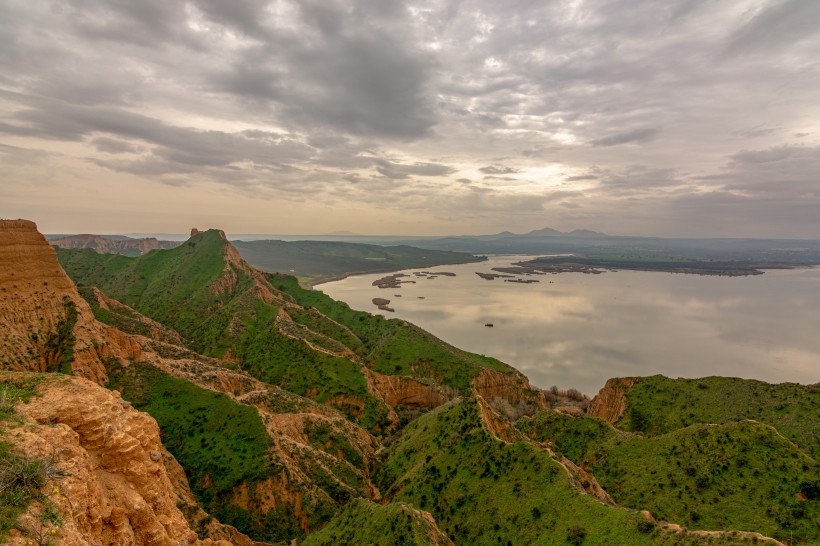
top-left (319, 256), bottom-right (820, 395)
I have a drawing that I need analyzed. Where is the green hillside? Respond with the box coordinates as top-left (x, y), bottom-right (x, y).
top-left (518, 411), bottom-right (819, 543)
top-left (58, 232), bottom-right (520, 402)
top-left (270, 273), bottom-right (517, 391)
top-left (51, 230), bottom-right (820, 545)
top-left (615, 376), bottom-right (820, 458)
top-left (374, 399), bottom-right (740, 545)
top-left (302, 499), bottom-right (451, 546)
top-left (233, 239), bottom-right (482, 284)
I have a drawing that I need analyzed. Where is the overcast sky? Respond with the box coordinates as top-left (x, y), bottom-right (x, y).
top-left (1, 0), bottom-right (819, 237)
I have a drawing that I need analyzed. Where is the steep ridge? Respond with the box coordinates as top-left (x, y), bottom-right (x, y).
top-left (373, 397), bottom-right (772, 545)
top-left (0, 221), bottom-right (381, 543)
top-left (301, 498), bottom-right (455, 546)
top-left (1, 372), bottom-right (257, 545)
top-left (517, 408), bottom-right (818, 543)
top-left (587, 376), bottom-right (641, 423)
top-left (0, 220), bottom-right (140, 384)
top-left (57, 228), bottom-right (533, 428)
top-left (50, 234), bottom-right (181, 256)
top-left (592, 375), bottom-right (820, 458)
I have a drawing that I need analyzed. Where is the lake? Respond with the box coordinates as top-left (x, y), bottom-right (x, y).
top-left (318, 255), bottom-right (820, 395)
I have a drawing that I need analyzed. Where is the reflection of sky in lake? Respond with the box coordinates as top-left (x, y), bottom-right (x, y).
top-left (319, 256), bottom-right (820, 395)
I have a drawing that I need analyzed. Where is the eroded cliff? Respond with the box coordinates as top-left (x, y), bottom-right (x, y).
top-left (0, 220), bottom-right (141, 384)
top-left (1, 373), bottom-right (258, 545)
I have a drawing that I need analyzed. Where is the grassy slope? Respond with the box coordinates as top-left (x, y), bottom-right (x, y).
top-left (59, 238), bottom-right (518, 402)
top-left (104, 362), bottom-right (296, 541)
top-left (58, 234), bottom-right (384, 424)
top-left (617, 375), bottom-right (820, 459)
top-left (233, 240), bottom-right (481, 284)
top-left (518, 411), bottom-right (820, 544)
top-left (374, 399), bottom-right (735, 546)
top-left (302, 498), bottom-right (448, 546)
top-left (0, 374), bottom-right (47, 541)
top-left (270, 274), bottom-right (517, 392)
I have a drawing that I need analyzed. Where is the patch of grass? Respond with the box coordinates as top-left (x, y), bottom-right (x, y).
top-left (617, 375), bottom-right (820, 458)
top-left (375, 399), bottom-right (731, 545)
top-left (40, 297), bottom-right (77, 374)
top-left (0, 373), bottom-right (44, 422)
top-left (588, 422), bottom-right (819, 544)
top-left (516, 411), bottom-right (615, 462)
top-left (106, 361), bottom-right (287, 541)
top-left (302, 499), bottom-right (446, 546)
top-left (0, 373), bottom-right (53, 542)
top-left (0, 441), bottom-right (48, 541)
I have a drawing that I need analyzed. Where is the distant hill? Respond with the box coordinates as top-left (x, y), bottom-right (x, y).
top-left (49, 233), bottom-right (181, 256)
top-left (522, 226), bottom-right (606, 237)
top-left (232, 239), bottom-right (483, 284)
top-left (390, 231), bottom-right (820, 266)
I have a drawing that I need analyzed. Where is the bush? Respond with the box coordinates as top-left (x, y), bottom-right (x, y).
top-left (567, 524), bottom-right (587, 545)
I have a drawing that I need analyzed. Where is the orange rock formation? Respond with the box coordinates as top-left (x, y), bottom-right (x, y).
top-left (586, 377), bottom-right (641, 423)
top-left (5, 374), bottom-right (254, 545)
top-left (0, 219), bottom-right (140, 384)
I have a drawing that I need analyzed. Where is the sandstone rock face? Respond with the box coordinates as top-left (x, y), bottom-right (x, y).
top-left (0, 219), bottom-right (139, 384)
top-left (49, 234), bottom-right (180, 255)
top-left (587, 377), bottom-right (641, 424)
top-left (367, 369), bottom-right (453, 409)
top-left (471, 368), bottom-right (547, 408)
top-left (7, 374), bottom-right (247, 545)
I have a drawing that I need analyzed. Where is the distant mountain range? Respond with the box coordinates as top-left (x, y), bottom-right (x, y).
top-left (46, 227), bottom-right (820, 272)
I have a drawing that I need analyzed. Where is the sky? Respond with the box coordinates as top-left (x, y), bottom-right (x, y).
top-left (1, 0), bottom-right (819, 238)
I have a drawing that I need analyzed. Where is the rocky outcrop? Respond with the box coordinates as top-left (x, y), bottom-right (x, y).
top-left (471, 368), bottom-right (547, 408)
top-left (5, 373), bottom-right (252, 545)
top-left (206, 231), bottom-right (283, 305)
top-left (49, 234), bottom-right (180, 255)
top-left (367, 369), bottom-right (453, 409)
top-left (476, 394), bottom-right (524, 444)
top-left (587, 377), bottom-right (641, 424)
top-left (0, 219), bottom-right (140, 384)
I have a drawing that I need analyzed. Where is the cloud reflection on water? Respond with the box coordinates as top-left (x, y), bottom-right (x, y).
top-left (320, 257), bottom-right (820, 395)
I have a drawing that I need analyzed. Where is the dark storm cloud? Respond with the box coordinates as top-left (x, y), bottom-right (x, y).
top-left (724, 145), bottom-right (820, 195)
top-left (1, 95), bottom-right (314, 181)
top-left (67, 0), bottom-right (192, 47)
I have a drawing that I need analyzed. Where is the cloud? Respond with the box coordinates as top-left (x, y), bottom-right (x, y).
top-left (723, 0), bottom-right (820, 57)
top-left (590, 127), bottom-right (662, 147)
top-left (565, 174), bottom-right (598, 182)
top-left (373, 158), bottom-right (455, 180)
top-left (479, 165), bottom-right (518, 175)
top-left (90, 137), bottom-right (143, 154)
top-left (1, 0), bottom-right (819, 236)
top-left (210, 1), bottom-right (438, 139)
